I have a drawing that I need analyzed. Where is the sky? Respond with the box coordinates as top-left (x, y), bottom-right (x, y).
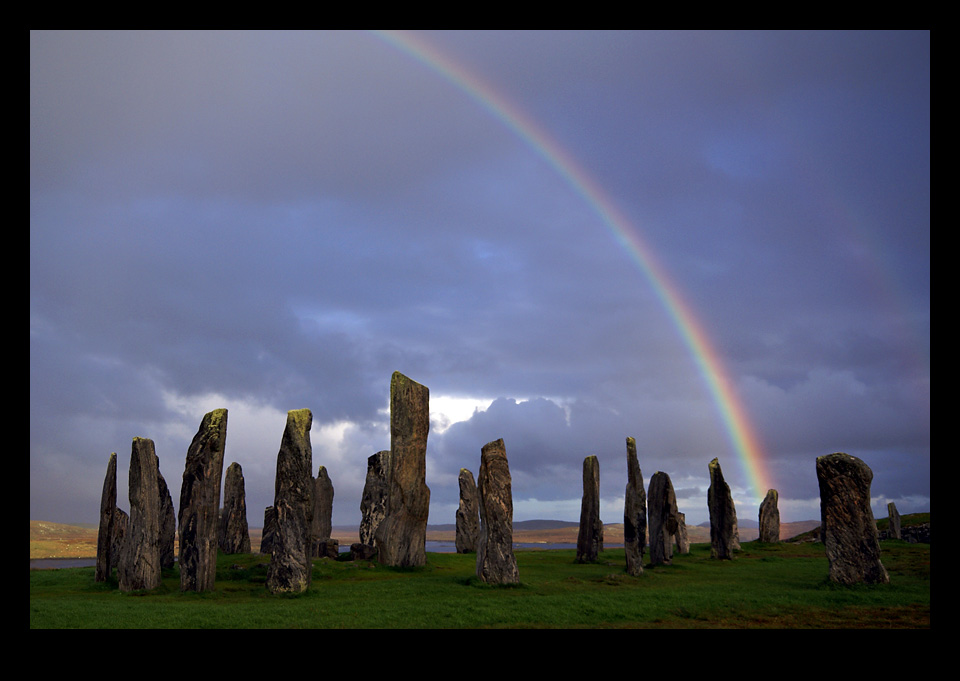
top-left (30, 30), bottom-right (929, 531)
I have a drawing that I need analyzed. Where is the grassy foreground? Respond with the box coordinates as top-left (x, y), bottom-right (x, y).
top-left (29, 540), bottom-right (929, 628)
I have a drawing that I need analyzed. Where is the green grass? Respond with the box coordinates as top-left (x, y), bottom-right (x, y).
top-left (29, 540), bottom-right (929, 628)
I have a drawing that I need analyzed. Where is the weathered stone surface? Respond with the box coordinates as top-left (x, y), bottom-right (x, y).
top-left (623, 437), bottom-right (646, 576)
top-left (576, 455), bottom-right (603, 563)
top-left (118, 437), bottom-right (162, 592)
top-left (456, 468), bottom-right (480, 553)
top-left (647, 471), bottom-right (679, 566)
top-left (311, 465), bottom-right (334, 556)
top-left (96, 452), bottom-right (118, 582)
top-left (266, 409), bottom-right (315, 594)
top-left (260, 506), bottom-right (277, 554)
top-left (157, 462), bottom-right (176, 569)
top-left (178, 408), bottom-right (228, 592)
top-left (707, 458), bottom-right (740, 559)
top-left (887, 501), bottom-right (901, 540)
top-left (350, 542), bottom-right (378, 561)
top-left (111, 507), bottom-right (128, 564)
top-left (758, 489), bottom-right (780, 543)
top-left (315, 539), bottom-right (339, 559)
top-left (816, 452), bottom-right (889, 584)
top-left (219, 462), bottom-right (251, 554)
top-left (674, 511), bottom-right (690, 554)
top-left (375, 372), bottom-right (431, 567)
top-left (476, 438), bottom-right (519, 584)
top-left (359, 451), bottom-right (390, 548)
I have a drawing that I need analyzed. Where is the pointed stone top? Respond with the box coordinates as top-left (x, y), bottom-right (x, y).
top-left (626, 436), bottom-right (636, 446)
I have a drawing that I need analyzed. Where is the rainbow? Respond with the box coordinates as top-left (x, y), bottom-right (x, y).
top-left (373, 30), bottom-right (774, 500)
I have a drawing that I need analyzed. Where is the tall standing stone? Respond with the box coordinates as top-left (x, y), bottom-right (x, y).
top-left (95, 452), bottom-right (118, 582)
top-left (312, 465), bottom-right (334, 556)
top-left (476, 438), bottom-right (519, 584)
top-left (178, 408), bottom-right (228, 592)
top-left (375, 372), bottom-right (431, 568)
top-left (707, 458), bottom-right (740, 560)
top-left (266, 409), bottom-right (315, 594)
top-left (623, 437), bottom-right (646, 576)
top-left (219, 462), bottom-right (251, 554)
top-left (359, 451), bottom-right (390, 548)
top-left (260, 506), bottom-right (277, 554)
top-left (118, 437), bottom-right (162, 592)
top-left (647, 471), bottom-right (679, 566)
top-left (576, 455), bottom-right (603, 563)
top-left (816, 452), bottom-right (889, 584)
top-left (758, 489), bottom-right (780, 543)
top-left (455, 468), bottom-right (480, 553)
top-left (157, 462), bottom-right (176, 569)
top-left (111, 507), bottom-right (128, 565)
top-left (887, 501), bottom-right (902, 540)
top-left (674, 511), bottom-right (690, 554)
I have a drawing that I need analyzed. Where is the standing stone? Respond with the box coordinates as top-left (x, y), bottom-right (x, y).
top-left (111, 507), bottom-right (128, 565)
top-left (95, 453), bottom-right (118, 582)
top-left (178, 408), bottom-right (228, 592)
top-left (674, 511), bottom-right (690, 554)
top-left (476, 438), bottom-right (519, 584)
top-left (887, 501), bottom-right (902, 540)
top-left (576, 455), bottom-right (603, 563)
top-left (455, 468), bottom-right (480, 553)
top-left (157, 462), bottom-right (176, 569)
top-left (758, 489), bottom-right (781, 543)
top-left (312, 465), bottom-right (334, 556)
top-left (816, 453), bottom-right (889, 584)
top-left (375, 372), bottom-right (431, 568)
top-left (219, 462), bottom-right (251, 554)
top-left (359, 451), bottom-right (390, 549)
top-left (260, 506), bottom-right (277, 554)
top-left (623, 437), bottom-right (646, 576)
top-left (266, 409), bottom-right (315, 594)
top-left (118, 437), bottom-right (162, 592)
top-left (647, 471), bottom-right (679, 566)
top-left (707, 458), bottom-right (740, 559)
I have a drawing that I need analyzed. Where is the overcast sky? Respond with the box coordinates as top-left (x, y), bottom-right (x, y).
top-left (30, 30), bottom-right (929, 530)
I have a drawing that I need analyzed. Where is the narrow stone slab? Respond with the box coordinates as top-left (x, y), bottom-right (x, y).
top-left (647, 471), bottom-right (679, 566)
top-left (758, 489), bottom-right (780, 543)
top-left (576, 455), bottom-right (603, 563)
top-left (178, 408), bottom-right (228, 592)
top-left (157, 462), bottom-right (176, 569)
top-left (707, 457), bottom-right (740, 559)
top-left (118, 437), bottom-right (161, 592)
top-left (312, 465), bottom-right (334, 556)
top-left (816, 452), bottom-right (889, 584)
top-left (623, 437), bottom-right (646, 576)
top-left (359, 450), bottom-right (390, 549)
top-left (95, 452), bottom-right (118, 582)
top-left (219, 462), bottom-right (251, 554)
top-left (476, 438), bottom-right (519, 584)
top-left (260, 506), bottom-right (277, 554)
top-left (456, 468), bottom-right (480, 553)
top-left (887, 501), bottom-right (901, 540)
top-left (674, 511), bottom-right (690, 554)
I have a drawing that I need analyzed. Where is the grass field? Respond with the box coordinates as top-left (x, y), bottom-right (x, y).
top-left (29, 539), bottom-right (929, 628)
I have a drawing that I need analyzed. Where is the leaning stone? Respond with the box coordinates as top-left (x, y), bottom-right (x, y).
top-left (674, 511), bottom-right (690, 554)
top-left (260, 506), bottom-right (277, 554)
top-left (476, 438), bottom-right (519, 584)
top-left (816, 452), bottom-right (889, 584)
top-left (178, 408), bottom-right (228, 592)
top-left (576, 455), bottom-right (603, 563)
top-left (266, 409), bottom-right (315, 594)
top-left (456, 468), bottom-right (480, 553)
top-left (157, 462), bottom-right (176, 569)
top-left (647, 471), bottom-right (679, 566)
top-left (887, 501), bottom-right (901, 540)
top-left (118, 437), bottom-right (162, 592)
top-left (758, 489), bottom-right (780, 543)
top-left (707, 458), bottom-right (740, 559)
top-left (359, 451), bottom-right (390, 548)
top-left (623, 437), bottom-right (646, 576)
top-left (311, 465), bottom-right (334, 556)
top-left (219, 462), bottom-right (252, 554)
top-left (350, 542), bottom-right (378, 561)
top-left (375, 372), bottom-right (431, 567)
top-left (95, 452), bottom-right (118, 582)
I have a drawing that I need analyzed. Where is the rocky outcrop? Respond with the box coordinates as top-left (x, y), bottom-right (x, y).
top-left (178, 408), bottom-right (228, 592)
top-left (118, 437), bottom-right (162, 592)
top-left (312, 465), bottom-right (334, 556)
top-left (576, 455), bottom-right (603, 563)
top-left (623, 437), bottom-right (646, 576)
top-left (266, 409), bottom-right (315, 594)
top-left (455, 468), bottom-right (480, 553)
top-left (887, 502), bottom-right (901, 540)
top-left (707, 458), bottom-right (739, 559)
top-left (260, 506), bottom-right (277, 554)
top-left (219, 462), bottom-right (251, 554)
top-left (157, 462), bottom-right (176, 569)
top-left (96, 452), bottom-right (118, 582)
top-left (817, 452), bottom-right (889, 584)
top-left (758, 489), bottom-right (780, 543)
top-left (359, 451), bottom-right (390, 549)
top-left (375, 372), bottom-right (431, 567)
top-left (647, 471), bottom-right (679, 566)
top-left (674, 511), bottom-right (690, 554)
top-left (476, 438), bottom-right (519, 584)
